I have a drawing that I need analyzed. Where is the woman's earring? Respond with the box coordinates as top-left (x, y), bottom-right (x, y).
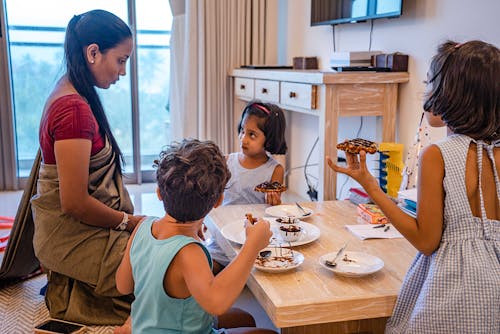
top-left (90, 60), bottom-right (95, 64)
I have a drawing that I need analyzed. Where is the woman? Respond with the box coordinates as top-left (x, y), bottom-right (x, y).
top-left (31, 9), bottom-right (144, 325)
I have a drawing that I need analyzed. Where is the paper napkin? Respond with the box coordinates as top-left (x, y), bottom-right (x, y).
top-left (345, 224), bottom-right (404, 240)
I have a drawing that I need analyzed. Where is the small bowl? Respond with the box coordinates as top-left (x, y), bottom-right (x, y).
top-left (278, 224), bottom-right (302, 242)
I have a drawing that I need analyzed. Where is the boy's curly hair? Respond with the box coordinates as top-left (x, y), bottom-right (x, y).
top-left (153, 139), bottom-right (231, 222)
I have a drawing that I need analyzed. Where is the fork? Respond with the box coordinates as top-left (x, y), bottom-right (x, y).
top-left (295, 202), bottom-right (309, 216)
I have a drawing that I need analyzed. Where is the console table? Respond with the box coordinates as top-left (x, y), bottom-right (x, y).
top-left (229, 69), bottom-right (409, 200)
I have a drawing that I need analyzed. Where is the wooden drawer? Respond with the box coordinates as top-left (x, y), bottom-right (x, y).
top-left (234, 77), bottom-right (254, 99)
top-left (280, 82), bottom-right (317, 109)
top-left (254, 79), bottom-right (279, 103)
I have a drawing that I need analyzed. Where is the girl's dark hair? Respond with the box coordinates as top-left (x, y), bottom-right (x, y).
top-left (64, 9), bottom-right (132, 171)
top-left (237, 100), bottom-right (288, 154)
top-left (154, 139), bottom-right (231, 222)
top-left (423, 40), bottom-right (500, 141)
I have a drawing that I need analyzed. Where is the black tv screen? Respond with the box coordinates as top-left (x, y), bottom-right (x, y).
top-left (311, 0), bottom-right (403, 26)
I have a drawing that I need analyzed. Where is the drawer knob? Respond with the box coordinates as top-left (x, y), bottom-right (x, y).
top-left (262, 88), bottom-right (268, 94)
top-left (240, 84), bottom-right (246, 90)
top-left (289, 91), bottom-right (297, 98)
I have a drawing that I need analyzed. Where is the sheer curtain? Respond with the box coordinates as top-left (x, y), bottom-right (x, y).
top-left (168, 0), bottom-right (268, 153)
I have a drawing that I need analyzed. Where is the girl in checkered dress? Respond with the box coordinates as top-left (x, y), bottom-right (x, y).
top-left (327, 40), bottom-right (499, 333)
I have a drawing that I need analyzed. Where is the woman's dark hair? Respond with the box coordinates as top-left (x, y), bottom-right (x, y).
top-left (237, 100), bottom-right (288, 154)
top-left (64, 9), bottom-right (132, 171)
top-left (423, 40), bottom-right (500, 141)
top-left (154, 139), bottom-right (231, 222)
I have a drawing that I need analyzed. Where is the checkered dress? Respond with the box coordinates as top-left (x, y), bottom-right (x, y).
top-left (386, 134), bottom-right (500, 333)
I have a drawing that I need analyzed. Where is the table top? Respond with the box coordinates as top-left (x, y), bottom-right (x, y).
top-left (230, 68), bottom-right (409, 84)
top-left (205, 201), bottom-right (417, 328)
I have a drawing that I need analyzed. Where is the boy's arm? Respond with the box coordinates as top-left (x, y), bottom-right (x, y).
top-left (115, 219), bottom-right (144, 294)
top-left (177, 220), bottom-right (271, 315)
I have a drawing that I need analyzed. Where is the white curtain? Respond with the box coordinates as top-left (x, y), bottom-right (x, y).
top-left (168, 0), bottom-right (268, 153)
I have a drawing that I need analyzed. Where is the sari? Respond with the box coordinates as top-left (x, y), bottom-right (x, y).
top-left (31, 139), bottom-right (134, 325)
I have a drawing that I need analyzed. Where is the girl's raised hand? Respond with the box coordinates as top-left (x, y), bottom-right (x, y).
top-left (326, 151), bottom-right (379, 192)
top-left (265, 191), bottom-right (282, 206)
top-left (244, 218), bottom-right (272, 251)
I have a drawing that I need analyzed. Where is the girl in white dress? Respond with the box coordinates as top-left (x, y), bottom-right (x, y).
top-left (223, 100), bottom-right (287, 206)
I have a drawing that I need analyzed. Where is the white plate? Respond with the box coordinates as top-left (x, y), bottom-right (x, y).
top-left (254, 247), bottom-right (304, 273)
top-left (265, 205), bottom-right (313, 219)
top-left (319, 251), bottom-right (384, 277)
top-left (221, 218), bottom-right (320, 247)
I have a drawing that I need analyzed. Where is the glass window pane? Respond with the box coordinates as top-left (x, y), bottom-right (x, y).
top-left (136, 1), bottom-right (172, 170)
top-left (5, 0), bottom-right (130, 176)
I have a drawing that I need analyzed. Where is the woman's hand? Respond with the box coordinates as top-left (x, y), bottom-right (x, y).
top-left (265, 191), bottom-right (282, 206)
top-left (326, 151), bottom-right (379, 192)
top-left (126, 214), bottom-right (146, 232)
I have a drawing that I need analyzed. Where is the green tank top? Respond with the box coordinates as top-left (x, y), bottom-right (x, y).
top-left (130, 216), bottom-right (216, 333)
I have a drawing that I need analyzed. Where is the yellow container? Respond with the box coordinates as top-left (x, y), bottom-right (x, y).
top-left (378, 142), bottom-right (404, 198)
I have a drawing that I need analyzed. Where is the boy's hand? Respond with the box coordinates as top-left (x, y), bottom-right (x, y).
top-left (265, 191), bottom-right (282, 206)
top-left (244, 218), bottom-right (272, 251)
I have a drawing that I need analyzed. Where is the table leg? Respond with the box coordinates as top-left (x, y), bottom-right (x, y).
top-left (280, 317), bottom-right (388, 334)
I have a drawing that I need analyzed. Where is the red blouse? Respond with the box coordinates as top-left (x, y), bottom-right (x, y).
top-left (39, 94), bottom-right (105, 164)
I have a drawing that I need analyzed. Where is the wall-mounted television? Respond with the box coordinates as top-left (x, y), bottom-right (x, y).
top-left (311, 0), bottom-right (403, 26)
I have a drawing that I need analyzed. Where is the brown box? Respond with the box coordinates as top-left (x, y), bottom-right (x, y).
top-left (373, 53), bottom-right (408, 72)
top-left (293, 57), bottom-right (318, 70)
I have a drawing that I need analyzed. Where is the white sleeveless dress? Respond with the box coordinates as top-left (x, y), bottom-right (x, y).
top-left (386, 134), bottom-right (500, 333)
top-left (222, 152), bottom-right (279, 205)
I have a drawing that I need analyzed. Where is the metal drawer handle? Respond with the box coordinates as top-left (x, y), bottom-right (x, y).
top-left (262, 88), bottom-right (268, 94)
top-left (240, 84), bottom-right (246, 90)
top-left (289, 91), bottom-right (297, 98)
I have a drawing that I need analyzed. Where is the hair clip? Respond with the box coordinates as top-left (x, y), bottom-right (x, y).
top-left (454, 42), bottom-right (464, 49)
top-left (253, 104), bottom-right (270, 115)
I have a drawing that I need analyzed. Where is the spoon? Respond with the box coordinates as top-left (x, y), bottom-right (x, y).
top-left (324, 259), bottom-right (337, 267)
top-left (295, 202), bottom-right (311, 216)
top-left (324, 242), bottom-right (349, 268)
top-left (259, 250), bottom-right (272, 258)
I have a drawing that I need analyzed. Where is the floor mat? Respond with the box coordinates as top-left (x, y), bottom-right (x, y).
top-left (0, 274), bottom-right (116, 333)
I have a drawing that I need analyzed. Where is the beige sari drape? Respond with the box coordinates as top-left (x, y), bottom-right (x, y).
top-left (31, 139), bottom-right (133, 325)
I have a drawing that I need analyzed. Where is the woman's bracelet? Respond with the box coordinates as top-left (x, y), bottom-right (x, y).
top-left (114, 211), bottom-right (129, 231)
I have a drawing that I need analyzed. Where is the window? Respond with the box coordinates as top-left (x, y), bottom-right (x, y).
top-left (0, 0), bottom-right (172, 188)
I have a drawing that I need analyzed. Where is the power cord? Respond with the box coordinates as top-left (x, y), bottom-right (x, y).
top-left (305, 137), bottom-right (319, 201)
top-left (285, 164), bottom-right (319, 178)
top-left (368, 19), bottom-right (374, 51)
top-left (332, 24), bottom-right (336, 52)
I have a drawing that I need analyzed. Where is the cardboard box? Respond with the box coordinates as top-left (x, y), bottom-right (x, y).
top-left (293, 57), bottom-right (318, 69)
top-left (348, 187), bottom-right (371, 205)
top-left (373, 53), bottom-right (408, 72)
top-left (357, 203), bottom-right (388, 225)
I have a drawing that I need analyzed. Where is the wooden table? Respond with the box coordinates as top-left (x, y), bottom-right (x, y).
top-left (205, 201), bottom-right (417, 334)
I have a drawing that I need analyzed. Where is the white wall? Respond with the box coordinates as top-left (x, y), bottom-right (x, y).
top-left (279, 0), bottom-right (500, 200)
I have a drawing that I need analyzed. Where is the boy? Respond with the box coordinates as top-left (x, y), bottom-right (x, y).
top-left (115, 139), bottom-right (275, 334)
